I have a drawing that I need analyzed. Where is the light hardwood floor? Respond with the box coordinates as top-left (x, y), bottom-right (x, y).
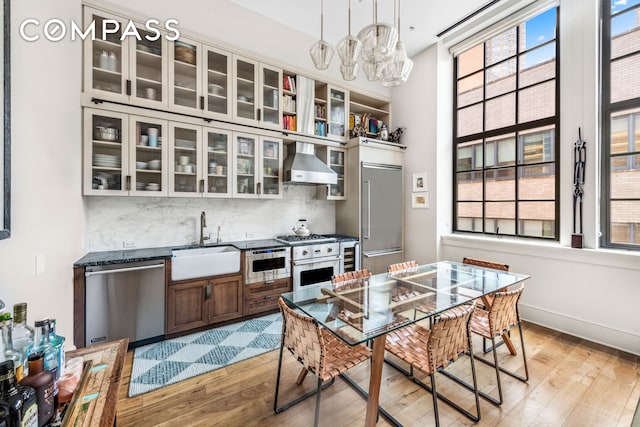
top-left (116, 322), bottom-right (640, 426)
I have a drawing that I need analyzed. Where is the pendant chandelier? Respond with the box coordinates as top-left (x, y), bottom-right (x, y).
top-left (309, 0), bottom-right (334, 70)
top-left (381, 0), bottom-right (413, 86)
top-left (337, 0), bottom-right (362, 81)
top-left (308, 0), bottom-right (412, 86)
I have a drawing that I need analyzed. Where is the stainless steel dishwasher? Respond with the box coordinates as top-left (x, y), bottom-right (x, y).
top-left (85, 260), bottom-right (165, 348)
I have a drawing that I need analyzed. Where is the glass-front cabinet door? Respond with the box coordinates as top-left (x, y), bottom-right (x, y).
top-left (204, 128), bottom-right (232, 197)
top-left (83, 109), bottom-right (129, 195)
top-left (259, 137), bottom-right (283, 198)
top-left (259, 65), bottom-right (282, 129)
top-left (130, 25), bottom-right (167, 107)
top-left (169, 37), bottom-right (202, 114)
top-left (328, 86), bottom-right (348, 141)
top-left (203, 47), bottom-right (232, 120)
top-left (129, 116), bottom-right (168, 196)
top-left (83, 9), bottom-right (128, 101)
top-left (327, 147), bottom-right (346, 199)
top-left (233, 133), bottom-right (257, 197)
top-left (169, 123), bottom-right (202, 197)
top-left (233, 56), bottom-right (259, 125)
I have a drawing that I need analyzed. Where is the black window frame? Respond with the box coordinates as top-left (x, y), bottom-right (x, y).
top-left (601, 0), bottom-right (640, 250)
top-left (453, 5), bottom-right (560, 240)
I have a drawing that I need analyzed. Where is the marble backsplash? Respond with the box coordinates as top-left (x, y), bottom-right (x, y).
top-left (84, 185), bottom-right (335, 252)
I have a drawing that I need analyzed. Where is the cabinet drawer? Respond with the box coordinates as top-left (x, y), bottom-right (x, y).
top-left (244, 278), bottom-right (291, 315)
top-left (245, 294), bottom-right (280, 315)
top-left (245, 278), bottom-right (291, 298)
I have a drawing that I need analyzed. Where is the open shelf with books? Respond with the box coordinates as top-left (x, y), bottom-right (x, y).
top-left (282, 71), bottom-right (297, 132)
top-left (349, 90), bottom-right (391, 140)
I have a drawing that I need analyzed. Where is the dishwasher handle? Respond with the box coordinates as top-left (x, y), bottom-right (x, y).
top-left (85, 263), bottom-right (164, 277)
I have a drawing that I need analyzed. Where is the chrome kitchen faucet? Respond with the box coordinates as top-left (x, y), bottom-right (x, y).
top-left (199, 211), bottom-right (209, 246)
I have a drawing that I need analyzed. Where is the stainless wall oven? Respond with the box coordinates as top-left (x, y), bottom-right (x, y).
top-left (291, 242), bottom-right (341, 291)
top-left (244, 247), bottom-right (291, 284)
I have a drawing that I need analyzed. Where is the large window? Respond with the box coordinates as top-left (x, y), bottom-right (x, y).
top-left (453, 6), bottom-right (559, 239)
top-left (602, 0), bottom-right (640, 249)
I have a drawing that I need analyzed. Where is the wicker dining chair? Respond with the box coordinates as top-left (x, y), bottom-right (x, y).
top-left (384, 303), bottom-right (480, 426)
top-left (387, 260), bottom-right (418, 273)
top-left (468, 284), bottom-right (528, 405)
top-left (331, 269), bottom-right (371, 285)
top-left (274, 297), bottom-right (372, 427)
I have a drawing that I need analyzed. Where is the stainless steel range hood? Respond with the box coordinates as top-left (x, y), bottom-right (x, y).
top-left (283, 142), bottom-right (338, 185)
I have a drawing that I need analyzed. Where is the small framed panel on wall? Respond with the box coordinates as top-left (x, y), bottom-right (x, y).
top-left (412, 172), bottom-right (426, 192)
top-left (412, 192), bottom-right (429, 208)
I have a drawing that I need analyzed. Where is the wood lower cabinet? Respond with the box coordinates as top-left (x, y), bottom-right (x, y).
top-left (167, 274), bottom-right (243, 335)
top-left (244, 278), bottom-right (291, 316)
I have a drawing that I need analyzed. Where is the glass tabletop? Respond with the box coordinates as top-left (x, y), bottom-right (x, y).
top-left (281, 261), bottom-right (530, 346)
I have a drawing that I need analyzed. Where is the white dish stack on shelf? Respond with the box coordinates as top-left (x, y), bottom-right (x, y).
top-left (93, 153), bottom-right (121, 168)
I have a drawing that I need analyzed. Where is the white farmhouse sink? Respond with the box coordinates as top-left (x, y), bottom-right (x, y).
top-left (171, 246), bottom-right (241, 281)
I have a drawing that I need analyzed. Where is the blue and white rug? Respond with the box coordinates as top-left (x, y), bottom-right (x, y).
top-left (128, 312), bottom-right (282, 397)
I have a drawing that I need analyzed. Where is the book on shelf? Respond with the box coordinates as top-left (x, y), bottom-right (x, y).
top-left (315, 122), bottom-right (327, 137)
top-left (282, 115), bottom-right (297, 131)
top-left (315, 104), bottom-right (326, 119)
top-left (283, 75), bottom-right (296, 93)
top-left (282, 95), bottom-right (296, 113)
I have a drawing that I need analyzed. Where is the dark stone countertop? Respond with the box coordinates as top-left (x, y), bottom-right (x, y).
top-left (73, 239), bottom-right (290, 267)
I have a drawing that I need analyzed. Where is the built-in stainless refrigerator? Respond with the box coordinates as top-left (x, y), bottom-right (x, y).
top-left (337, 138), bottom-right (405, 274)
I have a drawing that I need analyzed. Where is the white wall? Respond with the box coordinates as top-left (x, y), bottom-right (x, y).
top-left (394, 0), bottom-right (640, 355)
top-left (0, 0), bottom-right (390, 347)
top-left (0, 0), bottom-right (84, 345)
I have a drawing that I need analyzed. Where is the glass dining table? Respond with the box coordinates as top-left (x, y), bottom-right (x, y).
top-left (280, 260), bottom-right (530, 427)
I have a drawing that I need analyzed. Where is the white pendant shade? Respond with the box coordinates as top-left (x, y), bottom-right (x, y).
top-left (340, 63), bottom-right (359, 81)
top-left (310, 40), bottom-right (334, 70)
top-left (381, 40), bottom-right (414, 87)
top-left (337, 35), bottom-right (362, 66)
top-left (310, 0), bottom-right (333, 70)
top-left (357, 23), bottom-right (398, 64)
top-left (362, 59), bottom-right (386, 81)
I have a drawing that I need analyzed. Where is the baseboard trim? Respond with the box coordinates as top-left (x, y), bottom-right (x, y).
top-left (520, 303), bottom-right (640, 356)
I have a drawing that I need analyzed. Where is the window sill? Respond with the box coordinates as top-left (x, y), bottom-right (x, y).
top-left (441, 233), bottom-right (640, 271)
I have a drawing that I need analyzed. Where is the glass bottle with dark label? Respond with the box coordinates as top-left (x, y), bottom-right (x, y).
top-left (19, 353), bottom-right (53, 427)
top-left (10, 305), bottom-right (33, 365)
top-left (0, 315), bottom-right (24, 382)
top-left (0, 360), bottom-right (38, 427)
top-left (46, 320), bottom-right (65, 381)
top-left (26, 321), bottom-right (57, 398)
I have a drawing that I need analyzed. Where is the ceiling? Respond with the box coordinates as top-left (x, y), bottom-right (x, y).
top-left (228, 0), bottom-right (493, 57)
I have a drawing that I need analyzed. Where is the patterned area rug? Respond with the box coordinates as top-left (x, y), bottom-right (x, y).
top-left (128, 312), bottom-right (282, 397)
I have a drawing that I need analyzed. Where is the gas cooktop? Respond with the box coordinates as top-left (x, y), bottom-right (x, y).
top-left (275, 234), bottom-right (337, 245)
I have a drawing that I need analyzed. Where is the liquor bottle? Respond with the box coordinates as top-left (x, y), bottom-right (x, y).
top-left (19, 353), bottom-right (53, 427)
top-left (0, 314), bottom-right (23, 382)
top-left (10, 304), bottom-right (34, 361)
top-left (27, 321), bottom-right (58, 397)
top-left (46, 320), bottom-right (64, 381)
top-left (0, 360), bottom-right (38, 427)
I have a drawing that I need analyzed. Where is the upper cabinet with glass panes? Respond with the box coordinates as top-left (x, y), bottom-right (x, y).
top-left (83, 8), bottom-right (169, 108)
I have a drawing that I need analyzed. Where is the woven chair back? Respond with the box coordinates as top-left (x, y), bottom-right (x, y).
top-left (387, 261), bottom-right (418, 273)
top-left (463, 257), bottom-right (509, 271)
top-left (428, 303), bottom-right (474, 370)
top-left (278, 297), bottom-right (324, 377)
top-left (488, 284), bottom-right (524, 336)
top-left (332, 269), bottom-right (371, 284)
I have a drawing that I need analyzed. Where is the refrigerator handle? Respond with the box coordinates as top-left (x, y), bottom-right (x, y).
top-left (363, 180), bottom-right (371, 239)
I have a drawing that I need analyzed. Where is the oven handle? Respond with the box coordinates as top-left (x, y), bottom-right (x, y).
top-left (293, 256), bottom-right (342, 266)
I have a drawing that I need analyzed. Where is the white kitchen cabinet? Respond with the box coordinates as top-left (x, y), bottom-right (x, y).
top-left (327, 86), bottom-right (348, 141)
top-left (203, 46), bottom-right (233, 120)
top-left (168, 122), bottom-right (201, 197)
top-left (169, 36), bottom-right (203, 115)
top-left (83, 8), bottom-right (168, 108)
top-left (232, 133), bottom-right (283, 198)
top-left (168, 125), bottom-right (233, 198)
top-left (316, 146), bottom-right (347, 200)
top-left (84, 109), bottom-right (168, 196)
top-left (233, 56), bottom-right (282, 129)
